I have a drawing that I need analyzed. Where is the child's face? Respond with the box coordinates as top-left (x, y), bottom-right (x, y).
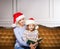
top-left (18, 18), bottom-right (25, 26)
top-left (28, 24), bottom-right (35, 31)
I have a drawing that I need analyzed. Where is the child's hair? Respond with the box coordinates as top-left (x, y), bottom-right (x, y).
top-left (26, 25), bottom-right (36, 31)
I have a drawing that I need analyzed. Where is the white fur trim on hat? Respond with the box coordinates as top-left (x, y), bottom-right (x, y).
top-left (11, 24), bottom-right (16, 27)
top-left (25, 20), bottom-right (35, 25)
top-left (16, 15), bottom-right (25, 22)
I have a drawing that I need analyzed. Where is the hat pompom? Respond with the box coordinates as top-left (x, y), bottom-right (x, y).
top-left (11, 24), bottom-right (16, 27)
top-left (35, 25), bottom-right (39, 29)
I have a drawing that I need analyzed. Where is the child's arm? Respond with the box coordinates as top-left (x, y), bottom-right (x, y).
top-left (35, 30), bottom-right (39, 41)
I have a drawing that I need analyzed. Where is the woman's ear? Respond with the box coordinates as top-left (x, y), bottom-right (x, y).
top-left (35, 25), bottom-right (39, 30)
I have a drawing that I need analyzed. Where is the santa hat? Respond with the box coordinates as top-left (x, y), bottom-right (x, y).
top-left (12, 12), bottom-right (25, 27)
top-left (25, 18), bottom-right (35, 25)
top-left (26, 18), bottom-right (39, 29)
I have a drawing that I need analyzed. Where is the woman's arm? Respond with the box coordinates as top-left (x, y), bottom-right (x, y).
top-left (22, 31), bottom-right (28, 42)
top-left (14, 28), bottom-right (29, 47)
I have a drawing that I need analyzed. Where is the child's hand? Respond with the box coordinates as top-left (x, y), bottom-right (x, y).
top-left (29, 43), bottom-right (35, 47)
top-left (38, 38), bottom-right (43, 43)
top-left (33, 42), bottom-right (38, 46)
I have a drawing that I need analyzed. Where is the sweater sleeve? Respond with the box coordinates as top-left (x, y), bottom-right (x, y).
top-left (14, 28), bottom-right (29, 47)
top-left (35, 30), bottom-right (39, 40)
top-left (22, 30), bottom-right (28, 42)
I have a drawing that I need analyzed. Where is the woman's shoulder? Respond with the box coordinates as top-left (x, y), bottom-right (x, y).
top-left (14, 27), bottom-right (20, 31)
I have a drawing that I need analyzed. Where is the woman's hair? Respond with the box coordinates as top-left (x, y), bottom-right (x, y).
top-left (26, 24), bottom-right (36, 31)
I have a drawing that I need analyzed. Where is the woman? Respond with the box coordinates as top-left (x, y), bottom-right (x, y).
top-left (12, 12), bottom-right (36, 49)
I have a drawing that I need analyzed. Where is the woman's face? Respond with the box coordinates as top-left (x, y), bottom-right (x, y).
top-left (18, 18), bottom-right (25, 26)
top-left (28, 24), bottom-right (35, 31)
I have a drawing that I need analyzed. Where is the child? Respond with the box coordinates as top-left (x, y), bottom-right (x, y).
top-left (23, 18), bottom-right (42, 49)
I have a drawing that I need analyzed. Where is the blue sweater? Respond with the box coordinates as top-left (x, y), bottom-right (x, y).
top-left (14, 26), bottom-right (29, 47)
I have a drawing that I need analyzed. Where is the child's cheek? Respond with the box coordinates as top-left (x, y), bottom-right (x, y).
top-left (29, 26), bottom-right (31, 29)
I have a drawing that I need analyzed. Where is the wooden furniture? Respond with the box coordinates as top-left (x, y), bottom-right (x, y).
top-left (0, 25), bottom-right (60, 49)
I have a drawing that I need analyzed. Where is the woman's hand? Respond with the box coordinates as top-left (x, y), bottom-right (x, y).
top-left (29, 43), bottom-right (36, 49)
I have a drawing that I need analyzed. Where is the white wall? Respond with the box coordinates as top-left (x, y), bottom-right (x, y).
top-left (53, 0), bottom-right (60, 26)
top-left (0, 0), bottom-right (13, 27)
top-left (17, 0), bottom-right (50, 26)
top-left (0, 0), bottom-right (60, 27)
top-left (17, 0), bottom-right (60, 27)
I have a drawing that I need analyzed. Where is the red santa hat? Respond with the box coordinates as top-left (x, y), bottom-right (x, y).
top-left (12, 12), bottom-right (25, 27)
top-left (25, 18), bottom-right (35, 25)
top-left (26, 17), bottom-right (39, 29)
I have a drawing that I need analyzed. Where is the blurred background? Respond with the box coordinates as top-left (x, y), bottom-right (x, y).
top-left (0, 0), bottom-right (60, 27)
top-left (0, 0), bottom-right (60, 49)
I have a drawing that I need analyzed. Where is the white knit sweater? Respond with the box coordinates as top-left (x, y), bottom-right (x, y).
top-left (23, 30), bottom-right (38, 43)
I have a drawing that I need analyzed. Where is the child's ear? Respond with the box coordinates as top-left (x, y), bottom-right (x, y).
top-left (35, 25), bottom-right (39, 30)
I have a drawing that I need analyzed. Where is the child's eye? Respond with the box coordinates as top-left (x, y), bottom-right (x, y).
top-left (22, 18), bottom-right (24, 20)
